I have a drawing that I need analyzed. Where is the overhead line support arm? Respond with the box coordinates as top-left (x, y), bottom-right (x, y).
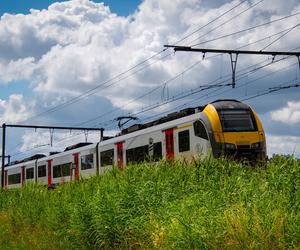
top-left (164, 45), bottom-right (300, 56)
top-left (164, 45), bottom-right (300, 88)
top-left (3, 124), bottom-right (104, 131)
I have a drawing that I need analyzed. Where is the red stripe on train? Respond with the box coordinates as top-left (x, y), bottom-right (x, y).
top-left (47, 160), bottom-right (52, 187)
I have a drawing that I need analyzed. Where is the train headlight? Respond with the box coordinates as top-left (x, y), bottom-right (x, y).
top-left (224, 143), bottom-right (236, 150)
top-left (251, 142), bottom-right (261, 149)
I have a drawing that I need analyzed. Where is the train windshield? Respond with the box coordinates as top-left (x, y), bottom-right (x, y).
top-left (219, 109), bottom-right (256, 132)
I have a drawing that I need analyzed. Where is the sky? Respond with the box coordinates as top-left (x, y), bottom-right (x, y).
top-left (0, 0), bottom-right (142, 16)
top-left (0, 0), bottom-right (300, 161)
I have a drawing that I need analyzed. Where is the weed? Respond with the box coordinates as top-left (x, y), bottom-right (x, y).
top-left (0, 156), bottom-right (299, 249)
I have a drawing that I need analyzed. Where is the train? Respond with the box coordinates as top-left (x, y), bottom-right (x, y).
top-left (1, 100), bottom-right (267, 189)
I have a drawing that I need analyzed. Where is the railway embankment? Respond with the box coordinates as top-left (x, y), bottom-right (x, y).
top-left (0, 156), bottom-right (299, 249)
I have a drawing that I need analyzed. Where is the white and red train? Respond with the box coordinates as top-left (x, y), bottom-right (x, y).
top-left (2, 100), bottom-right (267, 189)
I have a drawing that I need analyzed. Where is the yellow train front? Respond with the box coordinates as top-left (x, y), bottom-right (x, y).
top-left (203, 100), bottom-right (267, 163)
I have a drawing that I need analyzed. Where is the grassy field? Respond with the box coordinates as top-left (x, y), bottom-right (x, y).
top-left (0, 156), bottom-right (299, 249)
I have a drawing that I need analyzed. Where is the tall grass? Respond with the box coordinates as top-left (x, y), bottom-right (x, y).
top-left (0, 156), bottom-right (299, 249)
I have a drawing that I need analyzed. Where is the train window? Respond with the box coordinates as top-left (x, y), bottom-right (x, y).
top-left (153, 142), bottom-right (162, 161)
top-left (178, 130), bottom-right (190, 152)
top-left (218, 109), bottom-right (256, 132)
top-left (81, 154), bottom-right (94, 170)
top-left (126, 145), bottom-right (149, 164)
top-left (53, 163), bottom-right (72, 178)
top-left (26, 168), bottom-right (34, 179)
top-left (193, 120), bottom-right (208, 140)
top-left (38, 165), bottom-right (47, 177)
top-left (8, 173), bottom-right (21, 185)
top-left (100, 149), bottom-right (114, 167)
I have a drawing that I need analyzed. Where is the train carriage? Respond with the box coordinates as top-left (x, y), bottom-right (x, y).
top-left (36, 160), bottom-right (48, 185)
top-left (5, 155), bottom-right (44, 189)
top-left (5, 164), bottom-right (22, 189)
top-left (44, 143), bottom-right (98, 188)
top-left (2, 100), bottom-right (267, 189)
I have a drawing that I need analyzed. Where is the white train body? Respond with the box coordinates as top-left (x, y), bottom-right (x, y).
top-left (3, 112), bottom-right (210, 188)
top-left (1, 100), bottom-right (266, 189)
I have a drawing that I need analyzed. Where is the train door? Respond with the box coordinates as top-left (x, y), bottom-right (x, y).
top-left (21, 166), bottom-right (25, 186)
top-left (47, 160), bottom-right (52, 188)
top-left (116, 142), bottom-right (124, 169)
top-left (73, 153), bottom-right (79, 181)
top-left (165, 128), bottom-right (174, 160)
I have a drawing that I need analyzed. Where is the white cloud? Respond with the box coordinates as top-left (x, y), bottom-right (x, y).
top-left (267, 134), bottom-right (300, 157)
top-left (258, 0), bottom-right (299, 15)
top-left (0, 94), bottom-right (34, 123)
top-left (0, 57), bottom-right (36, 83)
top-left (270, 101), bottom-right (300, 124)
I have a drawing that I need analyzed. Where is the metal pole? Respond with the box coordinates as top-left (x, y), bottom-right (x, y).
top-left (100, 128), bottom-right (104, 141)
top-left (1, 123), bottom-right (6, 189)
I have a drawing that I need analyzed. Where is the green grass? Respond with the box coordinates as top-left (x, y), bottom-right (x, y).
top-left (0, 156), bottom-right (299, 249)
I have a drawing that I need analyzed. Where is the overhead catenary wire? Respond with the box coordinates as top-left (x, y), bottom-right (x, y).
top-left (173, 0), bottom-right (248, 45)
top-left (260, 22), bottom-right (300, 51)
top-left (191, 11), bottom-right (300, 47)
top-left (187, 0), bottom-right (265, 46)
top-left (241, 82), bottom-right (300, 101)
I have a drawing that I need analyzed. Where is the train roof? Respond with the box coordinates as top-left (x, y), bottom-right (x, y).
top-left (64, 142), bottom-right (93, 151)
top-left (7, 154), bottom-right (46, 167)
top-left (120, 106), bottom-right (205, 135)
top-left (210, 99), bottom-right (241, 104)
top-left (210, 99), bottom-right (250, 110)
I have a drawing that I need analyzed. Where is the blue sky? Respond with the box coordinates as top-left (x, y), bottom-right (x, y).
top-left (0, 0), bottom-right (299, 159)
top-left (0, 81), bottom-right (31, 99)
top-left (0, 0), bottom-right (142, 16)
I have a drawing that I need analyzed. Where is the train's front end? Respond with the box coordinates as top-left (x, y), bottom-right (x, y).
top-left (204, 100), bottom-right (267, 164)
